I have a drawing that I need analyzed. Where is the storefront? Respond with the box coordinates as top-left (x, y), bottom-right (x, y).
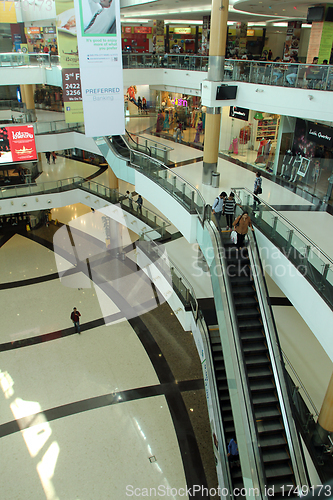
top-left (25, 25), bottom-right (57, 54)
top-left (220, 107), bottom-right (281, 174)
top-left (278, 118), bottom-right (333, 201)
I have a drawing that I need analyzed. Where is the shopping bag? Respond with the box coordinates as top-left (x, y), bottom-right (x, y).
top-left (230, 231), bottom-right (237, 244)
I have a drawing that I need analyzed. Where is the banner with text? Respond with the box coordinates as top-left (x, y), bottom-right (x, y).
top-left (55, 0), bottom-right (84, 123)
top-left (74, 0), bottom-right (125, 137)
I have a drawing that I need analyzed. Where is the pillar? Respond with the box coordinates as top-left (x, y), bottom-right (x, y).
top-left (20, 84), bottom-right (36, 122)
top-left (108, 166), bottom-right (119, 190)
top-left (307, 5), bottom-right (333, 63)
top-left (317, 371), bottom-right (333, 439)
top-left (202, 0), bottom-right (229, 184)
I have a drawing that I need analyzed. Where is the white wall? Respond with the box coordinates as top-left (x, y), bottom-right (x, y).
top-left (35, 131), bottom-right (101, 154)
top-left (256, 230), bottom-right (333, 362)
top-left (202, 80), bottom-right (333, 123)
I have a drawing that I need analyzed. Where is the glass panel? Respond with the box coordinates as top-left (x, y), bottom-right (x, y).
top-left (307, 249), bottom-right (325, 275)
top-left (327, 266), bottom-right (333, 287)
top-left (291, 232), bottom-right (308, 258)
top-left (275, 219), bottom-right (290, 243)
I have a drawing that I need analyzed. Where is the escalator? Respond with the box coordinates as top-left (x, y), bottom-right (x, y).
top-left (199, 299), bottom-right (244, 493)
top-left (221, 230), bottom-right (302, 494)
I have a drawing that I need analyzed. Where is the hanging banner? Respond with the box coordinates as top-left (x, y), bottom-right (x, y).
top-left (73, 0), bottom-right (125, 137)
top-left (55, 0), bottom-right (84, 123)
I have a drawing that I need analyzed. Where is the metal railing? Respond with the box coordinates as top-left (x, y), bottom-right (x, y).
top-left (104, 136), bottom-right (206, 221)
top-left (34, 120), bottom-right (84, 135)
top-left (123, 130), bottom-right (173, 164)
top-left (232, 187), bottom-right (333, 310)
top-left (3, 51), bottom-right (333, 91)
top-left (0, 52), bottom-right (60, 68)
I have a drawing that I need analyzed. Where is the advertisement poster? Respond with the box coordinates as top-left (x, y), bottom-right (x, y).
top-left (0, 126), bottom-right (37, 164)
top-left (283, 21), bottom-right (301, 61)
top-left (73, 0), bottom-right (125, 137)
top-left (55, 0), bottom-right (84, 123)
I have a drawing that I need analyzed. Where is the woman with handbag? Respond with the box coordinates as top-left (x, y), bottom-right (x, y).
top-left (232, 211), bottom-right (254, 250)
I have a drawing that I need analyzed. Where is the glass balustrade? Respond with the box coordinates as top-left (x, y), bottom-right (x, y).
top-left (3, 51), bottom-right (333, 91)
top-left (232, 187), bottom-right (333, 309)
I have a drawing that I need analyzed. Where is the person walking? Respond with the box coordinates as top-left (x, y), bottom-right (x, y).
top-left (175, 120), bottom-right (183, 143)
top-left (52, 151), bottom-right (57, 164)
top-left (136, 194), bottom-right (143, 215)
top-left (71, 307), bottom-right (81, 334)
top-left (227, 438), bottom-right (239, 468)
top-left (232, 211), bottom-right (254, 250)
top-left (45, 152), bottom-right (51, 164)
top-left (253, 172), bottom-right (262, 209)
top-left (126, 190), bottom-right (133, 209)
top-left (194, 117), bottom-right (203, 143)
top-left (212, 192), bottom-right (227, 230)
top-left (224, 192), bottom-right (236, 230)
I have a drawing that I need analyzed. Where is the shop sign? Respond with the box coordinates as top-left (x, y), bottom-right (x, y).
top-left (28, 27), bottom-right (41, 35)
top-left (174, 27), bottom-right (191, 34)
top-left (229, 106), bottom-right (248, 121)
top-left (43, 27), bottom-right (57, 34)
top-left (134, 27), bottom-right (151, 34)
top-left (247, 29), bottom-right (255, 36)
top-left (0, 125), bottom-right (37, 164)
top-left (307, 123), bottom-right (332, 146)
top-left (124, 27), bottom-right (132, 34)
top-left (172, 97), bottom-right (187, 107)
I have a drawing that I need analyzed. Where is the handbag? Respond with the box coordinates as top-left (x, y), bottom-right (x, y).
top-left (230, 230), bottom-right (237, 244)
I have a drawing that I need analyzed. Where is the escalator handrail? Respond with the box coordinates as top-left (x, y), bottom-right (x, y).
top-left (206, 217), bottom-right (266, 500)
top-left (103, 136), bottom-right (206, 219)
top-left (126, 130), bottom-right (174, 153)
top-left (196, 310), bottom-right (234, 500)
top-left (124, 130), bottom-right (152, 157)
top-left (246, 229), bottom-right (309, 488)
top-left (231, 186), bottom-right (332, 266)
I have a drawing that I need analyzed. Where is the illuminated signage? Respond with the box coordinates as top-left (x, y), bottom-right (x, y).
top-left (171, 97), bottom-right (187, 107)
top-left (247, 29), bottom-right (255, 36)
top-left (134, 27), bottom-right (152, 34)
top-left (174, 27), bottom-right (191, 34)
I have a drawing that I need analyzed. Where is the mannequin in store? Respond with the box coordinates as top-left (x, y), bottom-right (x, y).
top-left (163, 109), bottom-right (169, 130)
top-left (255, 137), bottom-right (268, 163)
top-left (239, 123), bottom-right (251, 144)
top-left (280, 149), bottom-right (293, 178)
top-left (263, 140), bottom-right (272, 161)
top-left (312, 160), bottom-right (321, 183)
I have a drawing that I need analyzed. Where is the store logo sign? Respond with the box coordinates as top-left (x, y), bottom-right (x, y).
top-left (229, 106), bottom-right (249, 121)
top-left (172, 98), bottom-right (187, 107)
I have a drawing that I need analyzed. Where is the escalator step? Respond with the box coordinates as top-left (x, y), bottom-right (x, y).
top-left (240, 330), bottom-right (264, 341)
top-left (252, 393), bottom-right (278, 405)
top-left (234, 296), bottom-right (258, 307)
top-left (262, 448), bottom-right (291, 463)
top-left (265, 462), bottom-right (294, 479)
top-left (235, 309), bottom-right (260, 319)
top-left (232, 286), bottom-right (256, 297)
top-left (259, 435), bottom-right (286, 448)
top-left (230, 276), bottom-right (252, 285)
top-left (245, 354), bottom-right (270, 365)
top-left (243, 343), bottom-right (267, 353)
top-left (238, 319), bottom-right (262, 329)
top-left (254, 406), bottom-right (281, 419)
top-left (257, 419), bottom-right (284, 434)
top-left (247, 366), bottom-right (272, 378)
top-left (250, 379), bottom-right (275, 392)
top-left (212, 344), bottom-right (222, 352)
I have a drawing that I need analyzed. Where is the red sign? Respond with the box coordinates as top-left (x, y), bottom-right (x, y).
top-left (124, 27), bottom-right (132, 34)
top-left (134, 27), bottom-right (152, 34)
top-left (1, 126), bottom-right (37, 163)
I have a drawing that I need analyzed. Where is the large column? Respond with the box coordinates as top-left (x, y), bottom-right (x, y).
top-left (202, 0), bottom-right (229, 184)
top-left (317, 371), bottom-right (333, 440)
top-left (20, 84), bottom-right (36, 122)
top-left (307, 6), bottom-right (333, 63)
